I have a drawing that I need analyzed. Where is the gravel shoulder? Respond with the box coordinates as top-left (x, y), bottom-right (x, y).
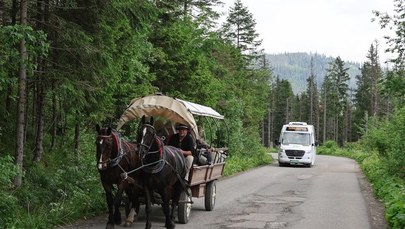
top-left (357, 171), bottom-right (388, 229)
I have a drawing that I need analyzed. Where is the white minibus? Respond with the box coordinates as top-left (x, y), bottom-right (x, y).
top-left (276, 122), bottom-right (317, 167)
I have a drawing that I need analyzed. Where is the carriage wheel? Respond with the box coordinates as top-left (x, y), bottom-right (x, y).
top-left (178, 188), bottom-right (192, 224)
top-left (204, 180), bottom-right (216, 211)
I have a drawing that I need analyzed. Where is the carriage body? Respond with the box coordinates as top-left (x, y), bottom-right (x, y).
top-left (117, 93), bottom-right (227, 223)
top-left (189, 160), bottom-right (225, 197)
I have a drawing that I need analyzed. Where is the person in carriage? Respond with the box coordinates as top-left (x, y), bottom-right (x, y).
top-left (167, 123), bottom-right (195, 180)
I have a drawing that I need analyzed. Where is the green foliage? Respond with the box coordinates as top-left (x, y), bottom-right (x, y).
top-left (0, 155), bottom-right (19, 228)
top-left (381, 69), bottom-right (405, 107)
top-left (361, 153), bottom-right (405, 229)
top-left (362, 107), bottom-right (405, 179)
top-left (0, 0), bottom-right (271, 227)
top-left (149, 18), bottom-right (221, 101)
top-left (0, 25), bottom-right (49, 91)
top-left (373, 0), bottom-right (405, 68)
top-left (317, 140), bottom-right (338, 155)
top-left (8, 132), bottom-right (105, 228)
top-left (223, 147), bottom-right (272, 176)
top-left (270, 78), bottom-right (294, 138)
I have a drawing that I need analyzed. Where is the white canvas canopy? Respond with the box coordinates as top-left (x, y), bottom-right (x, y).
top-left (176, 99), bottom-right (224, 119)
top-left (116, 94), bottom-right (224, 138)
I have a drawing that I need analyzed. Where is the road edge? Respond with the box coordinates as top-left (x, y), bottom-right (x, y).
top-left (357, 170), bottom-right (389, 229)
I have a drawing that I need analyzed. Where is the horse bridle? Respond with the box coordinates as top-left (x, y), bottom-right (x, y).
top-left (139, 124), bottom-right (163, 159)
top-left (97, 132), bottom-right (125, 169)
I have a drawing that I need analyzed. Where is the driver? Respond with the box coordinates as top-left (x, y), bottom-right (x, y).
top-left (168, 124), bottom-right (195, 181)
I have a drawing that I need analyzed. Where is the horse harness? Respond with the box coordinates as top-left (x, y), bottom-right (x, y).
top-left (134, 125), bottom-right (191, 195)
top-left (97, 131), bottom-right (135, 171)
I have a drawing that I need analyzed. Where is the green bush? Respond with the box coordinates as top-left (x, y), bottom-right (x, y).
top-left (363, 108), bottom-right (405, 179)
top-left (8, 132), bottom-right (106, 228)
top-left (317, 140), bottom-right (338, 155)
top-left (224, 147), bottom-right (272, 176)
top-left (0, 155), bottom-right (19, 228)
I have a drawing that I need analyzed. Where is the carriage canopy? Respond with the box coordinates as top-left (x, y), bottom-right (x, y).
top-left (116, 94), bottom-right (224, 138)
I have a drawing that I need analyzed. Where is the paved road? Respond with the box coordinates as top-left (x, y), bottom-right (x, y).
top-left (60, 154), bottom-right (385, 229)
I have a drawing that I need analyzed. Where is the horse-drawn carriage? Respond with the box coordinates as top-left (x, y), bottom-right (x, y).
top-left (113, 93), bottom-right (228, 227)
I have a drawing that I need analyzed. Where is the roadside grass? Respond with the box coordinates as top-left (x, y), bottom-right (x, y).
top-left (223, 146), bottom-right (273, 176)
top-left (318, 141), bottom-right (405, 228)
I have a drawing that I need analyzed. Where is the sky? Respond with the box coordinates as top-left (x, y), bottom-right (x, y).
top-left (218, 0), bottom-right (396, 63)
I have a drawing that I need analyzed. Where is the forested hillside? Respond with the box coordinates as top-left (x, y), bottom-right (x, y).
top-left (267, 52), bottom-right (361, 94)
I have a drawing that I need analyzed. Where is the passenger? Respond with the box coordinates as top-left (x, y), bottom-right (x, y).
top-left (168, 124), bottom-right (195, 181)
top-left (196, 138), bottom-right (214, 165)
top-left (196, 125), bottom-right (216, 165)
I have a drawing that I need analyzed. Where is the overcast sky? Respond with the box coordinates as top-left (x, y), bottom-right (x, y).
top-left (218, 0), bottom-right (395, 63)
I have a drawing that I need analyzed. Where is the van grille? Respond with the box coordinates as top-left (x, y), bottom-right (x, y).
top-left (285, 150), bottom-right (305, 159)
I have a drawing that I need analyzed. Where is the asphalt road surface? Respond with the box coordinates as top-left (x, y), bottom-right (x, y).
top-left (59, 154), bottom-right (387, 229)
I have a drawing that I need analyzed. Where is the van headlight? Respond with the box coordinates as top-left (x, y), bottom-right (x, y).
top-left (278, 149), bottom-right (285, 156)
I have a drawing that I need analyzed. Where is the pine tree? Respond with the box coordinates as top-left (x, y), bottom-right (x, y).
top-left (272, 77), bottom-right (294, 139)
top-left (373, 0), bottom-right (405, 68)
top-left (321, 57), bottom-right (350, 144)
top-left (354, 42), bottom-right (386, 139)
top-left (182, 0), bottom-right (223, 30)
top-left (220, 0), bottom-right (262, 59)
top-left (324, 57), bottom-right (349, 144)
top-left (373, 0), bottom-right (405, 108)
top-left (306, 56), bottom-right (319, 127)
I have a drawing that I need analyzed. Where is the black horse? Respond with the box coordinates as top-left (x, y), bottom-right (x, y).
top-left (96, 124), bottom-right (142, 229)
top-left (138, 116), bottom-right (188, 229)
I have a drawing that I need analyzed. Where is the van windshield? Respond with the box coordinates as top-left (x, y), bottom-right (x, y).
top-left (282, 132), bottom-right (311, 146)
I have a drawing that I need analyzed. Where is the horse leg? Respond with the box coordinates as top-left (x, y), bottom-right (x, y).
top-left (103, 184), bottom-right (115, 229)
top-left (160, 188), bottom-right (175, 229)
top-left (125, 208), bottom-right (137, 227)
top-left (124, 186), bottom-right (140, 227)
top-left (171, 183), bottom-right (182, 221)
top-left (144, 186), bottom-right (152, 229)
top-left (113, 184), bottom-right (124, 225)
top-left (132, 186), bottom-right (142, 222)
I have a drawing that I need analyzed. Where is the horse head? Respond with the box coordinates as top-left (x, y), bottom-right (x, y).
top-left (138, 116), bottom-right (164, 168)
top-left (96, 124), bottom-right (121, 171)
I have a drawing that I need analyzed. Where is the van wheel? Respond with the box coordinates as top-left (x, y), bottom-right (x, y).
top-left (305, 163), bottom-right (312, 168)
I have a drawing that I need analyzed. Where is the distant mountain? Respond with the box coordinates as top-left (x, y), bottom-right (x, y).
top-left (266, 52), bottom-right (361, 94)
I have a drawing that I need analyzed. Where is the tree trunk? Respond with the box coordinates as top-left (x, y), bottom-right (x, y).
top-left (50, 85), bottom-right (57, 150)
top-left (33, 0), bottom-right (48, 162)
top-left (322, 89), bottom-right (327, 143)
top-left (14, 0), bottom-right (28, 188)
top-left (33, 81), bottom-right (44, 162)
